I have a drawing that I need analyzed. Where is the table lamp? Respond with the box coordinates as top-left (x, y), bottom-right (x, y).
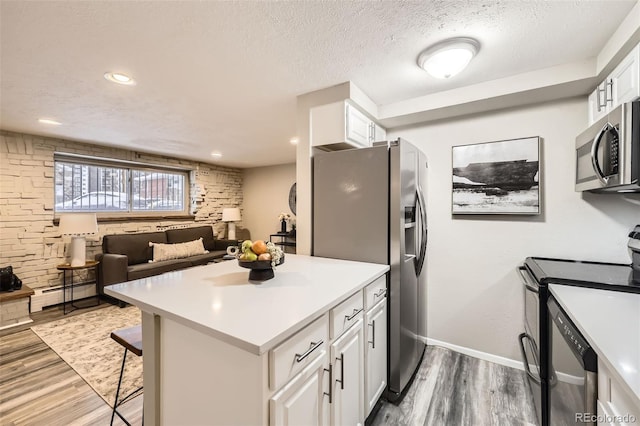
top-left (222, 207), bottom-right (241, 240)
top-left (59, 213), bottom-right (98, 267)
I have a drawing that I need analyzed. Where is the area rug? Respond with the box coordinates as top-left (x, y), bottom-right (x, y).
top-left (31, 305), bottom-right (143, 407)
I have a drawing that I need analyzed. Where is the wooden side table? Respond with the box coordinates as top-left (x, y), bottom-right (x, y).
top-left (56, 260), bottom-right (100, 314)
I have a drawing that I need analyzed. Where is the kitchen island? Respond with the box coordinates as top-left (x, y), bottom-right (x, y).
top-left (105, 254), bottom-right (389, 425)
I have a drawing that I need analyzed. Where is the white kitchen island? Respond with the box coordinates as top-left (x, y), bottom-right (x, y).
top-left (105, 254), bottom-right (389, 426)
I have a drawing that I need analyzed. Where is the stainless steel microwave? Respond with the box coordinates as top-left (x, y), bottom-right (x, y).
top-left (575, 100), bottom-right (639, 192)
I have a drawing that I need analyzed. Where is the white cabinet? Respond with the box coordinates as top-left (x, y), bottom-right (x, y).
top-left (311, 101), bottom-right (386, 150)
top-left (371, 122), bottom-right (387, 144)
top-left (588, 43), bottom-right (640, 124)
top-left (365, 298), bottom-right (387, 417)
top-left (270, 351), bottom-right (328, 426)
top-left (597, 360), bottom-right (640, 425)
top-left (330, 318), bottom-right (365, 426)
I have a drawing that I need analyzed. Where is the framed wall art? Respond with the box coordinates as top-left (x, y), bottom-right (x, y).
top-left (452, 136), bottom-right (541, 215)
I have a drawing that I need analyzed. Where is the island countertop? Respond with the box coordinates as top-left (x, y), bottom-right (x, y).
top-left (549, 284), bottom-right (640, 404)
top-left (105, 254), bottom-right (388, 355)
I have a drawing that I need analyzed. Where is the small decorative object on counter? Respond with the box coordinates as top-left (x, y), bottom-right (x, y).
top-left (237, 240), bottom-right (285, 281)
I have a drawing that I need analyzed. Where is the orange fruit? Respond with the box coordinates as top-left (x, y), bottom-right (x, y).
top-left (251, 240), bottom-right (268, 255)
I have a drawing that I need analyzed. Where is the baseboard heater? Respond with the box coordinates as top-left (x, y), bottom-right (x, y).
top-left (30, 281), bottom-right (97, 313)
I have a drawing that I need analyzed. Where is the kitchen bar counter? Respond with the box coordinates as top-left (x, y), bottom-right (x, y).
top-left (105, 254), bottom-right (388, 354)
top-left (549, 284), bottom-right (640, 404)
top-left (105, 254), bottom-right (389, 425)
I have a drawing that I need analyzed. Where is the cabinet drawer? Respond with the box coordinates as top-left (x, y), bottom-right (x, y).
top-left (364, 275), bottom-right (387, 310)
top-left (331, 291), bottom-right (364, 339)
top-left (269, 314), bottom-right (329, 390)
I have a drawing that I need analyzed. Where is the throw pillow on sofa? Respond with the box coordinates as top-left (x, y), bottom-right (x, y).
top-left (149, 238), bottom-right (208, 262)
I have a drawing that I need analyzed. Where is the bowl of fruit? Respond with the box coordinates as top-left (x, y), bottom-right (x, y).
top-left (237, 240), bottom-right (285, 281)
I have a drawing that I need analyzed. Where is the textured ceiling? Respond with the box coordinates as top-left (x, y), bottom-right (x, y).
top-left (0, 1), bottom-right (636, 168)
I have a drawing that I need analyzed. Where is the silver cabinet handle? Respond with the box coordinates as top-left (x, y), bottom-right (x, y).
top-left (605, 79), bottom-right (614, 106)
top-left (323, 363), bottom-right (333, 404)
top-left (295, 340), bottom-right (323, 363)
top-left (597, 84), bottom-right (606, 112)
top-left (335, 353), bottom-right (344, 390)
top-left (345, 308), bottom-right (363, 321)
top-left (368, 320), bottom-right (376, 348)
top-left (373, 288), bottom-right (386, 299)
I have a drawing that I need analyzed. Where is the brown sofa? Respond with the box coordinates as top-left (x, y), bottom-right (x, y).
top-left (96, 225), bottom-right (236, 295)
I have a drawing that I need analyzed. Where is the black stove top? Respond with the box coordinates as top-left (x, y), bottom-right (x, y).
top-left (525, 257), bottom-right (640, 294)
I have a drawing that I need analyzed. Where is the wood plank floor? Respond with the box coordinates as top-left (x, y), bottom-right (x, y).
top-left (370, 345), bottom-right (538, 426)
top-left (2, 302), bottom-right (535, 426)
top-left (0, 301), bottom-right (142, 426)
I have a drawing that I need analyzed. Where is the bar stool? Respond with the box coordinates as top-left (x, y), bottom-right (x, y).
top-left (110, 325), bottom-right (143, 426)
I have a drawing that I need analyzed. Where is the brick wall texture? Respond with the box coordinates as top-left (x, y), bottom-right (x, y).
top-left (0, 130), bottom-right (243, 290)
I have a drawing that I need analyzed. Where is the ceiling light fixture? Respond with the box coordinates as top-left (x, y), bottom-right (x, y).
top-left (38, 118), bottom-right (62, 125)
top-left (290, 137), bottom-right (299, 145)
top-left (417, 37), bottom-right (480, 79)
top-left (104, 72), bottom-right (136, 85)
top-left (211, 152), bottom-right (222, 158)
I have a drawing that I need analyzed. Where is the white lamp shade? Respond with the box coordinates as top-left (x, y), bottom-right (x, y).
top-left (59, 213), bottom-right (98, 235)
top-left (222, 208), bottom-right (241, 222)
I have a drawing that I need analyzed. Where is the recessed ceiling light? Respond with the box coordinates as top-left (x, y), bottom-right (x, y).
top-left (290, 137), bottom-right (299, 145)
top-left (417, 37), bottom-right (480, 79)
top-left (38, 118), bottom-right (62, 125)
top-left (211, 152), bottom-right (222, 158)
top-left (104, 72), bottom-right (136, 85)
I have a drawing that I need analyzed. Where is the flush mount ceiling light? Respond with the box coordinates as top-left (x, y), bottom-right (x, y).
top-left (289, 137), bottom-right (299, 145)
top-left (211, 152), bottom-right (222, 158)
top-left (38, 118), bottom-right (62, 125)
top-left (104, 72), bottom-right (136, 85)
top-left (417, 37), bottom-right (480, 79)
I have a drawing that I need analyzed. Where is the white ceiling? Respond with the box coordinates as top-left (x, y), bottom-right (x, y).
top-left (0, 1), bottom-right (637, 168)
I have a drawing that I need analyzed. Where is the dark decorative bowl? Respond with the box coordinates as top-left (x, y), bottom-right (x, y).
top-left (238, 255), bottom-right (285, 281)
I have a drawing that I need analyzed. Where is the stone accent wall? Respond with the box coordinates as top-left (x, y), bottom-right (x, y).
top-left (0, 130), bottom-right (243, 291)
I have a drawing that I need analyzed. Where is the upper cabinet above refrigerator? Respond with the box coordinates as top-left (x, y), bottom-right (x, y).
top-left (311, 101), bottom-right (386, 151)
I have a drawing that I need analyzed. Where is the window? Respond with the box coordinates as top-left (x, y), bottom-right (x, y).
top-left (54, 155), bottom-right (188, 214)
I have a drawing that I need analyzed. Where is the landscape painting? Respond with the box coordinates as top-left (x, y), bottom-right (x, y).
top-left (452, 137), bottom-right (540, 215)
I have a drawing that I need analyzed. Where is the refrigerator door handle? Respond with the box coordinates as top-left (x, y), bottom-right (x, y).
top-left (414, 187), bottom-right (427, 276)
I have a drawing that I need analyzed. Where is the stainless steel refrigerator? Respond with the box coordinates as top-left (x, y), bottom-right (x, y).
top-left (313, 138), bottom-right (428, 400)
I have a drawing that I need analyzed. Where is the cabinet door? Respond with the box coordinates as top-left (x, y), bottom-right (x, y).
top-left (346, 104), bottom-right (371, 148)
top-left (611, 44), bottom-right (640, 106)
top-left (331, 318), bottom-right (364, 426)
top-left (270, 351), bottom-right (328, 426)
top-left (371, 123), bottom-right (387, 144)
top-left (365, 299), bottom-right (387, 417)
top-left (588, 85), bottom-right (607, 125)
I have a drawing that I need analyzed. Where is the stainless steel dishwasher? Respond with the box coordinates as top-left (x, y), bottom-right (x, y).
top-left (547, 295), bottom-right (598, 426)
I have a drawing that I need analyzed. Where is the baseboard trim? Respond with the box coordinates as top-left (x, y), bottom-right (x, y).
top-left (423, 337), bottom-right (525, 372)
top-left (0, 318), bottom-right (33, 331)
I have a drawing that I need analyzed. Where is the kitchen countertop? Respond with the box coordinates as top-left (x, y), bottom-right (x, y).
top-left (105, 254), bottom-right (388, 355)
top-left (549, 284), bottom-right (640, 404)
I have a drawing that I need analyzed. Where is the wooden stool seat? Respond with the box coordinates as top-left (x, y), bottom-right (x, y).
top-left (110, 324), bottom-right (143, 426)
top-left (111, 325), bottom-right (143, 356)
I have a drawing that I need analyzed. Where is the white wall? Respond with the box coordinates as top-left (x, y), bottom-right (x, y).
top-left (243, 163), bottom-right (296, 243)
top-left (389, 97), bottom-right (640, 362)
